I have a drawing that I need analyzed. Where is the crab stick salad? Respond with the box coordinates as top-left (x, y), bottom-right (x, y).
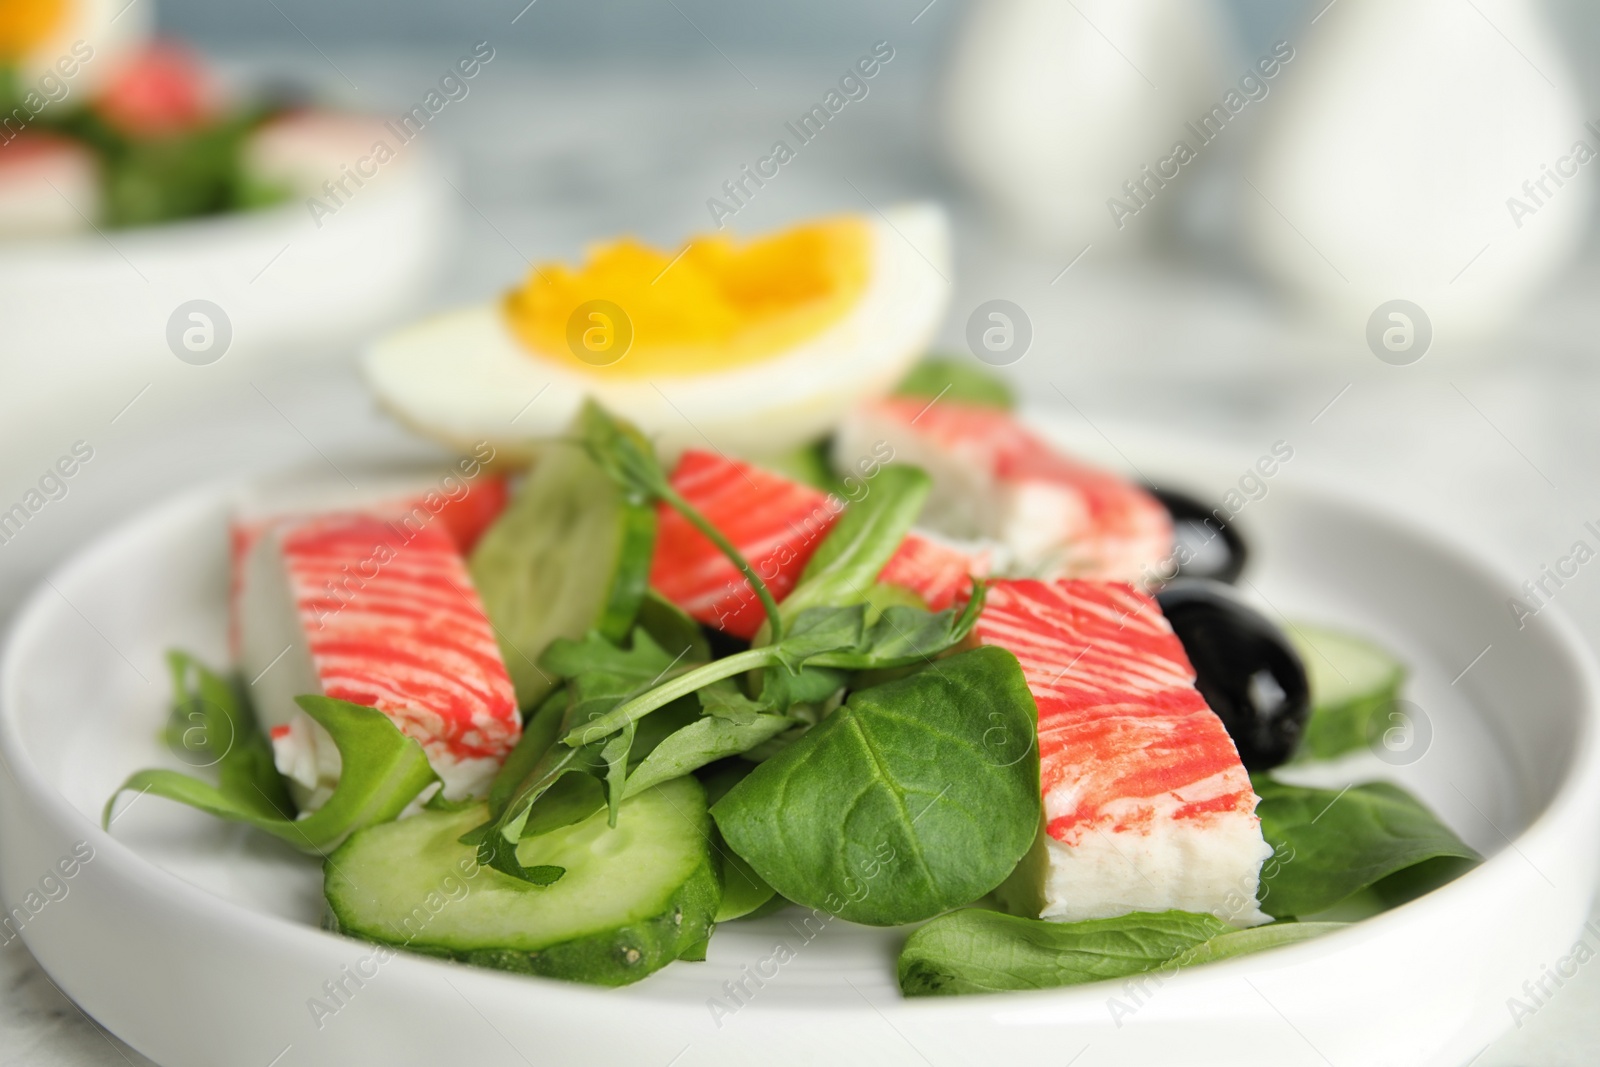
top-left (107, 208), bottom-right (1479, 993)
top-left (0, 5), bottom-right (411, 237)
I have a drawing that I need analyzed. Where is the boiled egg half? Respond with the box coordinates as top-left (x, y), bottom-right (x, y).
top-left (0, 0), bottom-right (150, 96)
top-left (363, 202), bottom-right (951, 462)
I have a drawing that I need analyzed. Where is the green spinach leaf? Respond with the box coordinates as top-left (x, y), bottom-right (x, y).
top-left (699, 762), bottom-right (779, 921)
top-left (1167, 922), bottom-right (1347, 968)
top-left (1253, 776), bottom-right (1480, 918)
top-left (106, 689), bottom-right (438, 854)
top-left (624, 713), bottom-right (795, 797)
top-left (893, 356), bottom-right (1014, 410)
top-left (160, 650), bottom-right (293, 819)
top-left (898, 909), bottom-right (1228, 997)
top-left (775, 465), bottom-right (931, 626)
top-left (711, 646), bottom-right (1040, 925)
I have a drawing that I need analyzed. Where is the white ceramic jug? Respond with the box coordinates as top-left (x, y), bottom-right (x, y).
top-left (1242, 0), bottom-right (1592, 340)
top-left (942, 0), bottom-right (1233, 251)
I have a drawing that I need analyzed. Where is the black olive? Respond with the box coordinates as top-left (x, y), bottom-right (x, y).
top-left (1145, 485), bottom-right (1250, 585)
top-left (1155, 579), bottom-right (1309, 770)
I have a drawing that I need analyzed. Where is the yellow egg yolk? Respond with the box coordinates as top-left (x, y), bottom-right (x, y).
top-left (502, 216), bottom-right (870, 377)
top-left (0, 0), bottom-right (66, 62)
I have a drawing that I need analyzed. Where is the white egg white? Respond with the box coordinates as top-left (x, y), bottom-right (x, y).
top-left (16, 0), bottom-right (151, 95)
top-left (362, 201), bottom-right (951, 462)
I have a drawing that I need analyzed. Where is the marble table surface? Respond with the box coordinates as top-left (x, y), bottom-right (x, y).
top-left (4, 48), bottom-right (1600, 1066)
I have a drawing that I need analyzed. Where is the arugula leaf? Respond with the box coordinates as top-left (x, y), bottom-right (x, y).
top-left (528, 775), bottom-right (608, 837)
top-left (105, 692), bottom-right (438, 853)
top-left (541, 627), bottom-right (687, 690)
top-left (574, 398), bottom-right (669, 505)
top-left (698, 678), bottom-right (769, 724)
top-left (568, 593), bottom-right (982, 745)
top-left (472, 826), bottom-right (568, 887)
top-left (624, 713), bottom-right (794, 797)
top-left (544, 628), bottom-right (694, 746)
top-left (599, 722), bottom-right (636, 825)
top-left (893, 356), bottom-right (1014, 411)
top-left (774, 465), bottom-right (931, 627)
top-left (467, 723), bottom-right (601, 878)
top-left (161, 651), bottom-right (293, 819)
top-left (1252, 776), bottom-right (1480, 918)
top-left (557, 646), bottom-right (773, 744)
top-left (711, 646), bottom-right (1040, 925)
top-left (488, 687), bottom-right (567, 816)
top-left (577, 400), bottom-right (785, 640)
top-left (467, 630), bottom-right (677, 870)
top-left (468, 625), bottom-right (736, 877)
top-left (810, 588), bottom-right (985, 671)
top-left (1166, 922), bottom-right (1347, 967)
top-left (757, 664), bottom-right (848, 715)
top-left (898, 909), bottom-right (1229, 997)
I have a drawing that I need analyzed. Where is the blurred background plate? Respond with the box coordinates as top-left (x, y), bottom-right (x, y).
top-left (0, 148), bottom-right (451, 419)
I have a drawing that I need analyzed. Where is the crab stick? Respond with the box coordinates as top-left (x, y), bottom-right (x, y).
top-left (648, 450), bottom-right (992, 638)
top-left (238, 512), bottom-right (520, 808)
top-left (976, 578), bottom-right (1271, 925)
top-left (835, 399), bottom-right (1173, 585)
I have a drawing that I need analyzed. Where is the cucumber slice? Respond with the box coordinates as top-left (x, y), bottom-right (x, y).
top-left (325, 777), bottom-right (719, 986)
top-left (470, 442), bottom-right (656, 707)
top-left (1288, 624), bottom-right (1407, 760)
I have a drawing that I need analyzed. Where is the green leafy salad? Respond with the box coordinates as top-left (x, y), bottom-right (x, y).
top-left (105, 396), bottom-right (1480, 996)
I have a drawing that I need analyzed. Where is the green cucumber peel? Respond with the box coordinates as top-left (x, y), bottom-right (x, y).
top-left (576, 400), bottom-right (785, 642)
top-left (469, 417), bottom-right (657, 707)
top-left (1287, 624), bottom-right (1409, 761)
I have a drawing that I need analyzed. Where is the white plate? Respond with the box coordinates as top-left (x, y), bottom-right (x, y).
top-left (0, 151), bottom-right (451, 416)
top-left (2, 422), bottom-right (1598, 1067)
